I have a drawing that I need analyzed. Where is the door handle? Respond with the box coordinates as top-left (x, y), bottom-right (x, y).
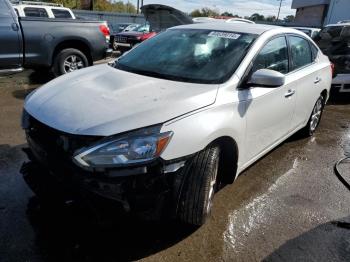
top-left (285, 89), bottom-right (295, 98)
top-left (314, 77), bottom-right (322, 84)
top-left (11, 23), bottom-right (19, 31)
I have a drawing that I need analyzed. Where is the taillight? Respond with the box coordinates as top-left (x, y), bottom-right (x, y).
top-left (331, 63), bottom-right (335, 77)
top-left (140, 32), bottom-right (156, 41)
top-left (99, 25), bottom-right (110, 37)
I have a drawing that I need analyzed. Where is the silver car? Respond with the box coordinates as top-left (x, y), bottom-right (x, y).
top-left (22, 23), bottom-right (332, 226)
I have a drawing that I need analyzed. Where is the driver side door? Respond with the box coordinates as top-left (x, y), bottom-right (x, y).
top-left (243, 36), bottom-right (296, 164)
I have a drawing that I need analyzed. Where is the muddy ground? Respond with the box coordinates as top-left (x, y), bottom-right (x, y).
top-left (1, 68), bottom-right (350, 262)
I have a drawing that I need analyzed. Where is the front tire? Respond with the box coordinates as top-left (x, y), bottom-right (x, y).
top-left (301, 95), bottom-right (325, 137)
top-left (178, 145), bottom-right (220, 226)
top-left (53, 48), bottom-right (88, 76)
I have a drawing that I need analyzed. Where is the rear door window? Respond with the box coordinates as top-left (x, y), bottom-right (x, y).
top-left (24, 7), bottom-right (48, 17)
top-left (310, 43), bottom-right (319, 61)
top-left (288, 36), bottom-right (312, 71)
top-left (52, 9), bottom-right (73, 19)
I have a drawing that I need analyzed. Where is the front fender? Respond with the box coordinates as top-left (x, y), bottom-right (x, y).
top-left (160, 103), bottom-right (246, 167)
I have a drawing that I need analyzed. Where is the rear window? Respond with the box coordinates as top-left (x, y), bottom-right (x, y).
top-left (24, 7), bottom-right (48, 17)
top-left (52, 9), bottom-right (72, 19)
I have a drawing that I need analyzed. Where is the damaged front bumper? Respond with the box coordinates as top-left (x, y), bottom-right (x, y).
top-left (21, 145), bottom-right (189, 220)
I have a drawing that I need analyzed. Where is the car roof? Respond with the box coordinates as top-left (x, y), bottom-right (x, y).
top-left (171, 22), bottom-right (282, 35)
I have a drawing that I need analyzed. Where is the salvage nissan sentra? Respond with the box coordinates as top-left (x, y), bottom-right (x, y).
top-left (22, 23), bottom-right (332, 226)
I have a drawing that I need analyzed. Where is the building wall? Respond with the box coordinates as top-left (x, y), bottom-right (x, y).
top-left (294, 5), bottom-right (327, 27)
top-left (324, 0), bottom-right (350, 25)
top-left (292, 0), bottom-right (330, 9)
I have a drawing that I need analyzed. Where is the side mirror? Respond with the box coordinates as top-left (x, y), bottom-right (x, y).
top-left (248, 69), bottom-right (285, 87)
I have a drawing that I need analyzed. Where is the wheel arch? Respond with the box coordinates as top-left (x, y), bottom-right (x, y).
top-left (321, 89), bottom-right (328, 102)
top-left (52, 40), bottom-right (93, 66)
top-left (208, 136), bottom-right (239, 184)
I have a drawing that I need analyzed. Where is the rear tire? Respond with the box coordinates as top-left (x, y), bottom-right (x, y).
top-left (300, 95), bottom-right (325, 137)
top-left (53, 48), bottom-right (88, 76)
top-left (178, 145), bottom-right (220, 226)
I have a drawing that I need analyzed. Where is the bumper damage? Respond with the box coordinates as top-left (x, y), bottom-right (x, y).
top-left (20, 147), bottom-right (188, 221)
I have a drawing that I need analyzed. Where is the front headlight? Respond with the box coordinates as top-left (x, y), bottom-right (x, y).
top-left (73, 126), bottom-right (173, 168)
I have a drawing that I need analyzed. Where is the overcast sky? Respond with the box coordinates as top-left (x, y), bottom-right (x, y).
top-left (141, 0), bottom-right (295, 18)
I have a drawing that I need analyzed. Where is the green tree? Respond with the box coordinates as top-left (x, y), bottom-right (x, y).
top-left (284, 15), bottom-right (295, 22)
top-left (45, 0), bottom-right (137, 13)
top-left (190, 7), bottom-right (219, 17)
top-left (250, 13), bottom-right (265, 21)
top-left (221, 11), bottom-right (233, 17)
top-left (265, 15), bottom-right (276, 22)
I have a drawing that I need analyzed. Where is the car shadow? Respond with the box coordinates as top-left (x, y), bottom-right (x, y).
top-left (12, 70), bottom-right (55, 100)
top-left (263, 216), bottom-right (350, 262)
top-left (12, 87), bottom-right (37, 100)
top-left (28, 70), bottom-right (55, 85)
top-left (26, 195), bottom-right (197, 262)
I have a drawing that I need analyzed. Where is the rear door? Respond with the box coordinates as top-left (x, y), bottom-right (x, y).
top-left (0, 0), bottom-right (22, 69)
top-left (287, 35), bottom-right (324, 129)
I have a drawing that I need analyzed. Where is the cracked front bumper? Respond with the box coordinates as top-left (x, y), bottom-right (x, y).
top-left (21, 146), bottom-right (187, 220)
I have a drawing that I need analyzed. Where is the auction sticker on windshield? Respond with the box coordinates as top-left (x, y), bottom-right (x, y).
top-left (208, 31), bottom-right (241, 39)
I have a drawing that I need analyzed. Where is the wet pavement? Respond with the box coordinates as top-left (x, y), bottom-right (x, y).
top-left (1, 68), bottom-right (350, 262)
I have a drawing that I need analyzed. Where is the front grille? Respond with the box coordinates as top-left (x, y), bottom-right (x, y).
top-left (26, 115), bottom-right (101, 162)
top-left (115, 36), bottom-right (127, 43)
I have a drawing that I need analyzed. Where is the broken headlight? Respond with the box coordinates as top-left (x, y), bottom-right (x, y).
top-left (73, 126), bottom-right (172, 168)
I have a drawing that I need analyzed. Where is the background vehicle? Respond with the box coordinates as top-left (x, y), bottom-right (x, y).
top-left (22, 23), bottom-right (331, 226)
top-left (0, 0), bottom-right (111, 76)
top-left (314, 23), bottom-right (350, 92)
top-left (111, 23), bottom-right (155, 51)
top-left (293, 27), bottom-right (320, 39)
top-left (12, 1), bottom-right (75, 19)
top-left (192, 17), bottom-right (217, 23)
top-left (112, 4), bottom-right (193, 53)
top-left (226, 18), bottom-right (255, 24)
top-left (123, 23), bottom-right (140, 32)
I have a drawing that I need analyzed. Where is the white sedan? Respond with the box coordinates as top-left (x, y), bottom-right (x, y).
top-left (23, 23), bottom-right (332, 226)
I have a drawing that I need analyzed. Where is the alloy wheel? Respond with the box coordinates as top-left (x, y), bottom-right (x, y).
top-left (310, 98), bottom-right (323, 132)
top-left (63, 55), bottom-right (84, 73)
top-left (206, 157), bottom-right (219, 214)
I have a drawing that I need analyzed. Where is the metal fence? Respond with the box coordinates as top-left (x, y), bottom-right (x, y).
top-left (73, 10), bottom-right (145, 32)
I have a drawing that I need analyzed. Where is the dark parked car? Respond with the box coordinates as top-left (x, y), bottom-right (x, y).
top-left (314, 23), bottom-right (350, 92)
top-left (0, 0), bottom-right (112, 76)
top-left (112, 4), bottom-right (193, 53)
top-left (315, 23), bottom-right (350, 75)
top-left (112, 23), bottom-right (156, 51)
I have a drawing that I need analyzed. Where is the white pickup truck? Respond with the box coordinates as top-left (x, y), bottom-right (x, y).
top-left (12, 1), bottom-right (76, 19)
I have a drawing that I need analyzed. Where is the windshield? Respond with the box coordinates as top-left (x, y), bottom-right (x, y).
top-left (133, 24), bottom-right (150, 33)
top-left (114, 29), bottom-right (257, 84)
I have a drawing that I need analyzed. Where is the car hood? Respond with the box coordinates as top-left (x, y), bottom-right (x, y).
top-left (24, 64), bottom-right (218, 136)
top-left (141, 4), bottom-right (193, 32)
